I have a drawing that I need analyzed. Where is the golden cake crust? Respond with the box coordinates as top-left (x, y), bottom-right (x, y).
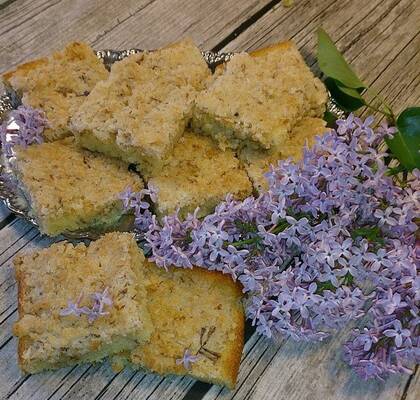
top-left (3, 42), bottom-right (109, 141)
top-left (147, 131), bottom-right (252, 218)
top-left (192, 40), bottom-right (328, 151)
top-left (12, 138), bottom-right (143, 236)
top-left (3, 58), bottom-right (48, 83)
top-left (13, 233), bottom-right (153, 374)
top-left (120, 261), bottom-right (244, 389)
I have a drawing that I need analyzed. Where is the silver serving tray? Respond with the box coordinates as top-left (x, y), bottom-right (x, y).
top-left (0, 48), bottom-right (344, 240)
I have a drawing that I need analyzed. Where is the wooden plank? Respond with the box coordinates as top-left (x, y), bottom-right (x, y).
top-left (0, 337), bottom-right (25, 400)
top-left (0, 203), bottom-right (12, 227)
top-left (7, 363), bottom-right (92, 400)
top-left (0, 0), bottom-right (16, 7)
top-left (0, 220), bottom-right (38, 262)
top-left (220, 0), bottom-right (378, 54)
top-left (242, 332), bottom-right (409, 400)
top-left (95, 370), bottom-right (195, 400)
top-left (404, 368), bottom-right (420, 400)
top-left (202, 327), bottom-right (410, 400)
top-left (202, 333), bottom-right (283, 400)
top-left (0, 0), bottom-right (274, 73)
top-left (358, 33), bottom-right (420, 121)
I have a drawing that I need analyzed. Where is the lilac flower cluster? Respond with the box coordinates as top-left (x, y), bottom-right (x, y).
top-left (136, 114), bottom-right (418, 379)
top-left (119, 184), bottom-right (157, 232)
top-left (60, 287), bottom-right (113, 324)
top-left (0, 105), bottom-right (48, 156)
top-left (343, 173), bottom-right (419, 379)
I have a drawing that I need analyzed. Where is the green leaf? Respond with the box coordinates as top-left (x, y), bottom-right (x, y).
top-left (323, 110), bottom-right (338, 128)
top-left (324, 78), bottom-right (365, 112)
top-left (386, 107), bottom-right (420, 170)
top-left (315, 280), bottom-right (337, 294)
top-left (342, 272), bottom-right (354, 286)
top-left (351, 226), bottom-right (384, 246)
top-left (234, 220), bottom-right (258, 233)
top-left (317, 28), bottom-right (366, 89)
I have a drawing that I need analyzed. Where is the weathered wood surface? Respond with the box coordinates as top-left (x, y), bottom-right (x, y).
top-left (0, 0), bottom-right (274, 73)
top-left (0, 0), bottom-right (419, 399)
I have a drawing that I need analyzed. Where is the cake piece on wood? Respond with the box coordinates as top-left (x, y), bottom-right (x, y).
top-left (13, 233), bottom-right (153, 374)
top-left (114, 260), bottom-right (244, 389)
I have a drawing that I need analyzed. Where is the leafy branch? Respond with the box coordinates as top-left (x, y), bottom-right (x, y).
top-left (317, 28), bottom-right (420, 171)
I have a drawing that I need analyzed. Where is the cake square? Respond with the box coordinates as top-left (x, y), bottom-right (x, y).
top-left (239, 117), bottom-right (328, 192)
top-left (71, 39), bottom-right (212, 175)
top-left (3, 42), bottom-right (109, 141)
top-left (13, 233), bottom-right (153, 374)
top-left (117, 261), bottom-right (244, 389)
top-left (12, 137), bottom-right (143, 236)
top-left (145, 131), bottom-right (252, 219)
top-left (192, 41), bottom-right (328, 151)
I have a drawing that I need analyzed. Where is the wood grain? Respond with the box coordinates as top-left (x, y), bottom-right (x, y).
top-left (0, 0), bottom-right (273, 73)
top-left (0, 203), bottom-right (12, 226)
top-left (404, 368), bottom-right (420, 400)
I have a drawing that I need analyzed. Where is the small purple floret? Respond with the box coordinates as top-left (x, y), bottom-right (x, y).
top-left (59, 287), bottom-right (113, 324)
top-left (118, 184), bottom-right (157, 232)
top-left (0, 105), bottom-right (48, 156)
top-left (175, 348), bottom-right (201, 370)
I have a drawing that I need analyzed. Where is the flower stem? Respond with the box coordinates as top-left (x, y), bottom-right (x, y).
top-left (364, 102), bottom-right (393, 120)
top-left (230, 237), bottom-right (261, 247)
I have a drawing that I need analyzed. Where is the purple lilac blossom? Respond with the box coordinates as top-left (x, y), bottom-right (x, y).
top-left (175, 348), bottom-right (201, 370)
top-left (119, 184), bottom-right (157, 232)
top-left (123, 114), bottom-right (418, 379)
top-left (0, 106), bottom-right (48, 156)
top-left (59, 292), bottom-right (87, 317)
top-left (86, 287), bottom-right (113, 323)
top-left (59, 288), bottom-right (113, 324)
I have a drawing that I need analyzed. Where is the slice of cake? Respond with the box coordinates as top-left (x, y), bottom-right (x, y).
top-left (115, 261), bottom-right (244, 389)
top-left (3, 42), bottom-right (109, 141)
top-left (240, 118), bottom-right (328, 192)
top-left (192, 41), bottom-right (328, 151)
top-left (13, 233), bottom-right (153, 374)
top-left (71, 39), bottom-right (211, 175)
top-left (146, 131), bottom-right (252, 219)
top-left (11, 137), bottom-right (143, 236)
